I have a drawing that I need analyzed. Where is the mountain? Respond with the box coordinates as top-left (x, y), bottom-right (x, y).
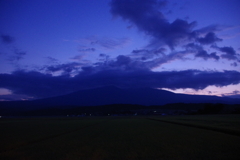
top-left (0, 86), bottom-right (240, 116)
top-left (33, 85), bottom-right (238, 106)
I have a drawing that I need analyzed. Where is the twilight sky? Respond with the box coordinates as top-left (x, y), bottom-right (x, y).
top-left (0, 0), bottom-right (240, 101)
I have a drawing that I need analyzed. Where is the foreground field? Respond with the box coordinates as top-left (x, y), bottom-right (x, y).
top-left (1, 115), bottom-right (240, 160)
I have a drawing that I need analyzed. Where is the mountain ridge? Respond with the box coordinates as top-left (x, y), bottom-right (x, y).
top-left (0, 86), bottom-right (239, 109)
top-left (27, 85), bottom-right (240, 106)
top-left (1, 86), bottom-right (240, 116)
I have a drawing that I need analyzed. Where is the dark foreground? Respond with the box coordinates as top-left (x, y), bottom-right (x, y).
top-left (1, 115), bottom-right (240, 160)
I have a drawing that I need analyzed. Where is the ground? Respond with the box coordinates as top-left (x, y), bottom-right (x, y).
top-left (1, 115), bottom-right (240, 160)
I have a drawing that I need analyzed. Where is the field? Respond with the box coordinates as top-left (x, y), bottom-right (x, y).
top-left (1, 115), bottom-right (240, 160)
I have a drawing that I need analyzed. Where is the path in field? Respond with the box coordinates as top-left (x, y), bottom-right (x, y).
top-left (147, 117), bottom-right (240, 137)
top-left (1, 117), bottom-right (240, 160)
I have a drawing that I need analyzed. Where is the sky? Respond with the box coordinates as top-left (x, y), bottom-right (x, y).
top-left (0, 0), bottom-right (240, 101)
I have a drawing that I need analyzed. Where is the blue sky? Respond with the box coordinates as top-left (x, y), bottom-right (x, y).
top-left (0, 0), bottom-right (240, 100)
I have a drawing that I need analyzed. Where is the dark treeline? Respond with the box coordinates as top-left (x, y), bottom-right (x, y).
top-left (1, 103), bottom-right (240, 117)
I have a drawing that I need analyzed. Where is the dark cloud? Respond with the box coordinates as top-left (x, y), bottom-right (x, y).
top-left (1, 34), bottom-right (14, 44)
top-left (132, 49), bottom-right (152, 60)
top-left (1, 66), bottom-right (240, 99)
top-left (41, 62), bottom-right (83, 75)
top-left (132, 49), bottom-right (149, 54)
top-left (197, 32), bottom-right (222, 45)
top-left (222, 90), bottom-right (240, 99)
top-left (94, 55), bottom-right (149, 71)
top-left (97, 52), bottom-right (184, 71)
top-left (184, 43), bottom-right (220, 61)
top-left (216, 46), bottom-right (239, 61)
top-left (99, 53), bottom-right (107, 57)
top-left (231, 62), bottom-right (238, 67)
top-left (0, 71), bottom-right (73, 98)
top-left (195, 50), bottom-right (219, 61)
top-left (132, 48), bottom-right (165, 55)
top-left (185, 43), bottom-right (239, 62)
top-left (97, 53), bottom-right (110, 62)
top-left (233, 90), bottom-right (240, 94)
top-left (110, 0), bottom-right (196, 49)
top-left (140, 50), bottom-right (192, 69)
top-left (78, 48), bottom-right (95, 52)
top-left (219, 46), bottom-right (236, 55)
top-left (115, 55), bottom-right (131, 66)
top-left (109, 0), bottom-right (237, 67)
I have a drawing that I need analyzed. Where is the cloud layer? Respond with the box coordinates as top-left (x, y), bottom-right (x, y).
top-left (1, 62), bottom-right (240, 98)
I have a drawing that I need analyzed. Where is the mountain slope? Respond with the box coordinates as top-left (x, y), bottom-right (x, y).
top-left (1, 86), bottom-right (240, 116)
top-left (32, 86), bottom-right (239, 106)
top-left (0, 86), bottom-right (239, 110)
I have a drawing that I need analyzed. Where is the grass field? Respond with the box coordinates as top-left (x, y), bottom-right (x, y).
top-left (1, 115), bottom-right (240, 160)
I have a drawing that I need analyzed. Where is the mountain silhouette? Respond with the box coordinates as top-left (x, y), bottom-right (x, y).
top-left (31, 85), bottom-right (239, 106)
top-left (1, 86), bottom-right (240, 116)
